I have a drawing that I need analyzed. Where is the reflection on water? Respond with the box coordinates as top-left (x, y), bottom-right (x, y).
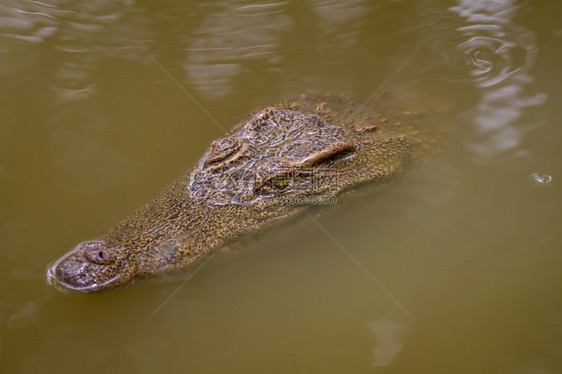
top-left (0, 0), bottom-right (379, 101)
top-left (368, 318), bottom-right (410, 367)
top-left (0, 0), bottom-right (150, 88)
top-left (0, 1), bottom-right (146, 192)
top-left (184, 0), bottom-right (376, 98)
top-left (529, 173), bottom-right (553, 186)
top-left (449, 0), bottom-right (547, 160)
top-left (311, 0), bottom-right (368, 46)
top-left (0, 1), bottom-right (379, 101)
top-left (6, 295), bottom-right (50, 329)
top-left (184, 1), bottom-right (293, 99)
top-left (53, 58), bottom-right (98, 103)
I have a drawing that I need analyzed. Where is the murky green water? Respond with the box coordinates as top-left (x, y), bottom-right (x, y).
top-left (1, 0), bottom-right (561, 372)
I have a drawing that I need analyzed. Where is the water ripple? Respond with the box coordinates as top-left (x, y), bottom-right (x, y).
top-left (448, 0), bottom-right (546, 161)
top-left (458, 31), bottom-right (535, 89)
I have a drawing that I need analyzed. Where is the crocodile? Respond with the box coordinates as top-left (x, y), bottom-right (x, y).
top-left (47, 92), bottom-right (425, 292)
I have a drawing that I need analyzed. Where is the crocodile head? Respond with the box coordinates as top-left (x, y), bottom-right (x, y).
top-left (47, 94), bottom-right (416, 292)
top-left (189, 106), bottom-right (375, 207)
top-left (47, 240), bottom-right (137, 292)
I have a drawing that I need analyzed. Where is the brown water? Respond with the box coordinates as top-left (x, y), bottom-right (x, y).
top-left (1, 0), bottom-right (561, 373)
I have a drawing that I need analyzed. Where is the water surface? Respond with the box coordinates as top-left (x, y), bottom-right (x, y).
top-left (1, 1), bottom-right (561, 373)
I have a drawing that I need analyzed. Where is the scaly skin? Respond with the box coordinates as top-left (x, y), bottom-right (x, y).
top-left (47, 92), bottom-right (423, 292)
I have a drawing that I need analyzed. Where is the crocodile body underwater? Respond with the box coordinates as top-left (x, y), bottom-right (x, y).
top-left (47, 92), bottom-right (424, 292)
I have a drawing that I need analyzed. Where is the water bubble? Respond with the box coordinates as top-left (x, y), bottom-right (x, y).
top-left (529, 173), bottom-right (552, 186)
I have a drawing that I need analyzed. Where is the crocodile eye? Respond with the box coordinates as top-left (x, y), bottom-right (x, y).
top-left (271, 172), bottom-right (291, 189)
top-left (258, 171), bottom-right (293, 195)
top-left (83, 243), bottom-right (115, 265)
